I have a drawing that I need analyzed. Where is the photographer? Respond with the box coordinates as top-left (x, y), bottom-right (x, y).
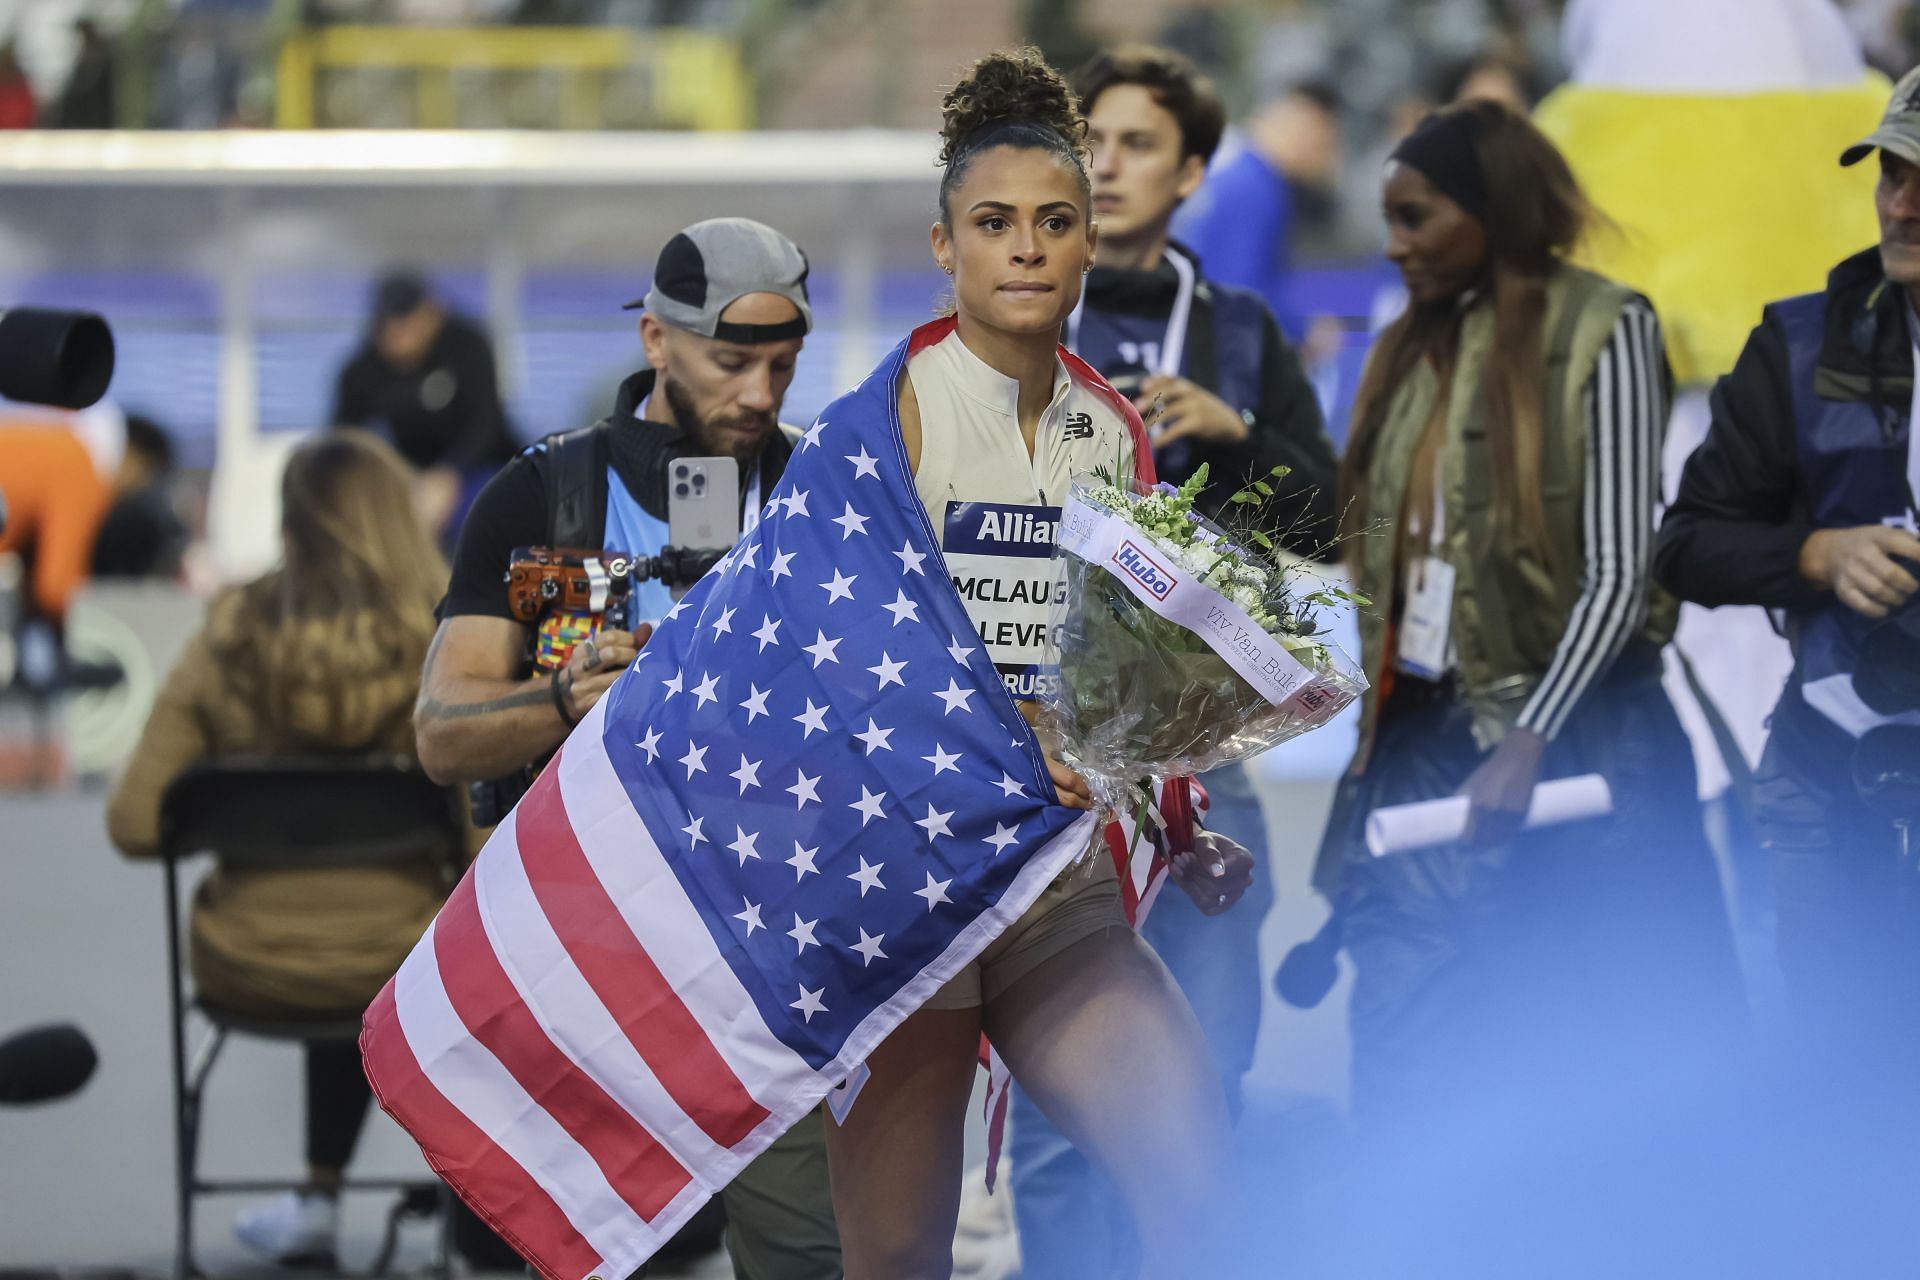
top-left (414, 218), bottom-right (840, 1279)
top-left (1655, 70), bottom-right (1920, 1096)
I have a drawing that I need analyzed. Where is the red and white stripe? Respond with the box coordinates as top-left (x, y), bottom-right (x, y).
top-left (364, 698), bottom-right (818, 1280)
top-left (365, 694), bottom-right (1100, 1278)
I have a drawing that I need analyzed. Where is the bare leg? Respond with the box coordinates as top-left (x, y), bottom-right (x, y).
top-left (985, 925), bottom-right (1235, 1279)
top-left (821, 1003), bottom-right (982, 1280)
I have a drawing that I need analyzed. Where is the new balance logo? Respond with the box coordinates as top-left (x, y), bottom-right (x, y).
top-left (1063, 412), bottom-right (1094, 440)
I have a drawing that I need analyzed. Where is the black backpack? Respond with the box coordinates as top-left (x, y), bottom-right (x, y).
top-left (465, 422), bottom-right (609, 829)
top-left (542, 420), bottom-right (610, 551)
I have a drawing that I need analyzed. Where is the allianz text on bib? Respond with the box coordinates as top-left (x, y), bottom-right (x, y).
top-left (943, 500), bottom-right (1063, 700)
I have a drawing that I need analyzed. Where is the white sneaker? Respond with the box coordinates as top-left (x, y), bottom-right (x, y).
top-left (233, 1190), bottom-right (339, 1266)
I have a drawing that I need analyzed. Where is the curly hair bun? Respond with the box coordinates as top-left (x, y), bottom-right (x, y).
top-left (939, 46), bottom-right (1086, 166)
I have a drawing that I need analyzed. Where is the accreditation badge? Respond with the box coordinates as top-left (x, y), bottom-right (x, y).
top-left (942, 500), bottom-right (1063, 701)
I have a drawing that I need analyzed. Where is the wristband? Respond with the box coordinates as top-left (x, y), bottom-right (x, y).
top-left (551, 666), bottom-right (580, 728)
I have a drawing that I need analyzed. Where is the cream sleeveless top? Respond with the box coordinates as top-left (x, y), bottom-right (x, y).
top-left (906, 327), bottom-right (1136, 700)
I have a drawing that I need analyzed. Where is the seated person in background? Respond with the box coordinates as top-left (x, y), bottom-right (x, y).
top-left (331, 271), bottom-right (519, 542)
top-left (91, 412), bottom-right (190, 580)
top-left (107, 431), bottom-right (462, 1268)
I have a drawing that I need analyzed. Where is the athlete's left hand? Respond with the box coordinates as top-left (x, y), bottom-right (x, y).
top-left (1171, 829), bottom-right (1255, 916)
top-left (1134, 375), bottom-right (1250, 449)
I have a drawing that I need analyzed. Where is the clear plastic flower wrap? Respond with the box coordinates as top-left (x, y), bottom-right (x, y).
top-left (1040, 466), bottom-right (1369, 812)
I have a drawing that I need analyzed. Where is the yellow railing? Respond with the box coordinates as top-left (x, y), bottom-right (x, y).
top-left (275, 26), bottom-right (753, 131)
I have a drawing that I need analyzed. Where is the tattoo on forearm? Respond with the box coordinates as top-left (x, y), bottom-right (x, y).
top-left (417, 684), bottom-right (550, 722)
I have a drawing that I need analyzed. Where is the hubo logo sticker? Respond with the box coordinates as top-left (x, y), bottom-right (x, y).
top-left (1113, 539), bottom-right (1176, 601)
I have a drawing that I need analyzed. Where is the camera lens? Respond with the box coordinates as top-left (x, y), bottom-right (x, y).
top-left (674, 464), bottom-right (689, 479)
top-left (693, 474), bottom-right (707, 490)
top-left (674, 482), bottom-right (690, 498)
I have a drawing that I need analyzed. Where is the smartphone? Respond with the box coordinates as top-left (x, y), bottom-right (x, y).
top-left (668, 454), bottom-right (740, 547)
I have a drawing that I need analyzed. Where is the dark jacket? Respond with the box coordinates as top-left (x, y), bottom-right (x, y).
top-left (331, 312), bottom-right (518, 471)
top-left (1076, 244), bottom-right (1339, 557)
top-left (1655, 247), bottom-right (1908, 614)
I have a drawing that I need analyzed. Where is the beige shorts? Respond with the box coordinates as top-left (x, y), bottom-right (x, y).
top-left (922, 850), bottom-right (1126, 1011)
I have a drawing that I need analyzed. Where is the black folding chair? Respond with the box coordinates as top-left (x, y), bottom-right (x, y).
top-left (157, 756), bottom-right (463, 1280)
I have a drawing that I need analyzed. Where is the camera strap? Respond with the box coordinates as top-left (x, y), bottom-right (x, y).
top-left (544, 421), bottom-right (610, 549)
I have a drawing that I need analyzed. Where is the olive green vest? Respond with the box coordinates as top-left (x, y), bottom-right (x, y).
top-left (1353, 264), bottom-right (1678, 752)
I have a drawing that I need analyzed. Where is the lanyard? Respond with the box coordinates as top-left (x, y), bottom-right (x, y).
top-left (1064, 243), bottom-right (1197, 379)
top-left (1904, 303), bottom-right (1920, 523)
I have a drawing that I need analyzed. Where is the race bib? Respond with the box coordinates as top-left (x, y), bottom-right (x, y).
top-left (943, 500), bottom-right (1063, 700)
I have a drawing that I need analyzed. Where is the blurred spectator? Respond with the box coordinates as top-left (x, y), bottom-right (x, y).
top-left (0, 42), bottom-right (36, 129)
top-left (1173, 79), bottom-right (1344, 338)
top-left (330, 271), bottom-right (517, 541)
top-left (49, 19), bottom-right (116, 129)
top-left (1317, 101), bottom-right (1742, 1131)
top-left (106, 430), bottom-right (461, 1267)
top-left (1431, 48), bottom-right (1540, 114)
top-left (0, 419), bottom-right (110, 630)
top-left (91, 413), bottom-right (190, 580)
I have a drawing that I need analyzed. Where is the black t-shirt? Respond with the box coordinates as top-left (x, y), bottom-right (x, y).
top-left (331, 313), bottom-right (518, 470)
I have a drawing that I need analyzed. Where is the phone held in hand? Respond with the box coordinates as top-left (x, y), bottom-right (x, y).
top-left (668, 456), bottom-right (741, 600)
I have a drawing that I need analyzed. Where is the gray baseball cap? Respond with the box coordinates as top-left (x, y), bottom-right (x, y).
top-left (1842, 66), bottom-right (1920, 167)
top-left (622, 217), bottom-right (812, 344)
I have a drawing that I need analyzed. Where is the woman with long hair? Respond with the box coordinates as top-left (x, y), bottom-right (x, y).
top-left (109, 430), bottom-right (461, 1266)
top-left (815, 48), bottom-right (1246, 1278)
top-left (1318, 101), bottom-right (1742, 1128)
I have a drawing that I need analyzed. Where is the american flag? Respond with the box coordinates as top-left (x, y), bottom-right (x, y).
top-left (362, 320), bottom-right (1166, 1279)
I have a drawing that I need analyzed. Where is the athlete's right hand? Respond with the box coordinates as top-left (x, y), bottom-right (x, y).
top-left (1800, 525), bottom-right (1920, 619)
top-left (557, 624), bottom-right (652, 720)
top-left (1013, 698), bottom-right (1092, 810)
top-left (1046, 754), bottom-right (1092, 811)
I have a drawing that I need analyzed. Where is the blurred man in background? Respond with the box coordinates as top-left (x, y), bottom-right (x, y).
top-left (91, 413), bottom-right (189, 581)
top-left (1172, 79), bottom-right (1343, 340)
top-left (330, 270), bottom-right (519, 541)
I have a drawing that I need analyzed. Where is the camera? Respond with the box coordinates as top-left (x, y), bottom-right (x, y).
top-left (1855, 568), bottom-right (1920, 717)
top-left (0, 308), bottom-right (115, 410)
top-left (466, 543), bottom-right (728, 828)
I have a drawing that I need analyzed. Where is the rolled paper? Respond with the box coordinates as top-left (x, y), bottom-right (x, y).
top-left (1365, 774), bottom-right (1613, 857)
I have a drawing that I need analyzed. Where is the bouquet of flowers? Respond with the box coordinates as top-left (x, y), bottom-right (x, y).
top-left (1042, 463), bottom-right (1368, 814)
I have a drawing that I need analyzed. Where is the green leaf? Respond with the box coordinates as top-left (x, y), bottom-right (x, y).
top-left (1230, 492), bottom-right (1260, 505)
top-left (1269, 465), bottom-right (1292, 478)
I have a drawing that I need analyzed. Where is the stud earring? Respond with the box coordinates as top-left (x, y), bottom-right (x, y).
top-left (943, 265), bottom-right (954, 276)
